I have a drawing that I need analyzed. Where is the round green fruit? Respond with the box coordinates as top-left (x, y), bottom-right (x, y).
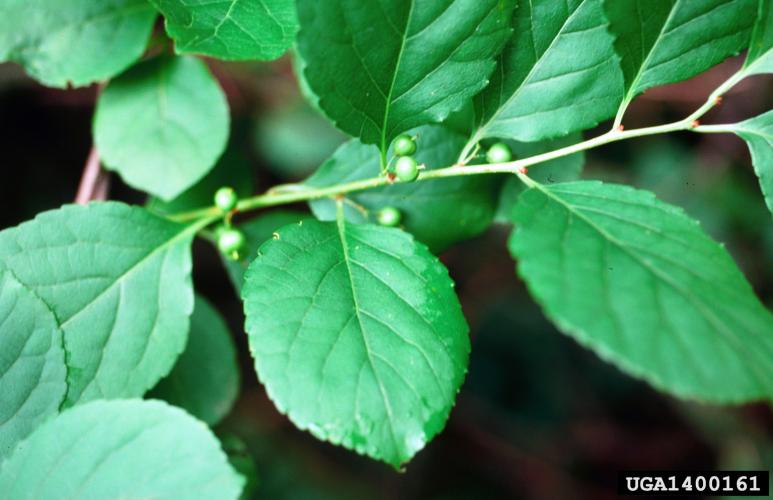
top-left (394, 156), bottom-right (419, 182)
top-left (486, 142), bottom-right (513, 164)
top-left (393, 134), bottom-right (417, 156)
top-left (217, 228), bottom-right (246, 259)
top-left (376, 207), bottom-right (402, 227)
top-left (214, 187), bottom-right (238, 212)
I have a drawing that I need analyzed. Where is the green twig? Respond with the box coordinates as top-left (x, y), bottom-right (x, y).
top-left (169, 70), bottom-right (747, 225)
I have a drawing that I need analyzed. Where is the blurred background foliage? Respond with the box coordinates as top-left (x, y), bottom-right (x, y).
top-left (1, 39), bottom-right (771, 499)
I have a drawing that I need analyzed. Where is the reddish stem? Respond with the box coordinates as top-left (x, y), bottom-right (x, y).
top-left (75, 147), bottom-right (110, 204)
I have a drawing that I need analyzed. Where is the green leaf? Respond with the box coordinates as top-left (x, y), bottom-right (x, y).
top-left (256, 101), bottom-right (348, 180)
top-left (150, 0), bottom-right (298, 61)
top-left (509, 181), bottom-right (773, 402)
top-left (94, 55), bottom-right (230, 201)
top-left (147, 148), bottom-right (254, 216)
top-left (494, 133), bottom-right (585, 222)
top-left (307, 125), bottom-right (499, 252)
top-left (0, 202), bottom-right (198, 407)
top-left (470, 0), bottom-right (623, 144)
top-left (0, 0), bottom-right (155, 88)
top-left (743, 0), bottom-right (773, 75)
top-left (0, 271), bottom-right (66, 459)
top-left (722, 110), bottom-right (773, 217)
top-left (242, 218), bottom-right (470, 467)
top-left (220, 434), bottom-right (259, 499)
top-left (150, 296), bottom-right (240, 426)
top-left (606, 0), bottom-right (757, 115)
top-left (0, 399), bottom-right (244, 499)
top-left (223, 211), bottom-right (309, 292)
top-left (296, 0), bottom-right (515, 155)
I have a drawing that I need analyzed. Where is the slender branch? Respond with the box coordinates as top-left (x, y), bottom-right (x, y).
top-left (169, 69), bottom-right (748, 224)
top-left (613, 63), bottom-right (743, 130)
top-left (76, 83), bottom-right (109, 205)
top-left (683, 70), bottom-right (745, 125)
top-left (693, 124), bottom-right (736, 134)
top-left (75, 146), bottom-right (110, 204)
top-left (171, 120), bottom-right (695, 223)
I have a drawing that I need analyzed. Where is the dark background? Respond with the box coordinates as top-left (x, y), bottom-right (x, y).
top-left (1, 50), bottom-right (771, 499)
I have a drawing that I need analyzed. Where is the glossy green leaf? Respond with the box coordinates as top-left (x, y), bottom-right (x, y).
top-left (242, 218), bottom-right (470, 467)
top-left (256, 102), bottom-right (347, 180)
top-left (220, 434), bottom-right (260, 499)
top-left (743, 0), bottom-right (773, 75)
top-left (150, 0), bottom-right (298, 60)
top-left (0, 202), bottom-right (197, 407)
top-left (0, 0), bottom-right (155, 88)
top-left (509, 181), bottom-right (773, 402)
top-left (307, 125), bottom-right (499, 252)
top-left (0, 399), bottom-right (244, 499)
top-left (470, 0), bottom-right (623, 143)
top-left (0, 271), bottom-right (66, 459)
top-left (722, 110), bottom-right (773, 217)
top-left (94, 56), bottom-right (230, 201)
top-left (495, 133), bottom-right (585, 222)
top-left (223, 211), bottom-right (309, 292)
top-left (606, 0), bottom-right (757, 115)
top-left (150, 296), bottom-right (240, 425)
top-left (296, 0), bottom-right (515, 155)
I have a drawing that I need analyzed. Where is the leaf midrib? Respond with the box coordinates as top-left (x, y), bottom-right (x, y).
top-left (379, 1), bottom-right (415, 154)
top-left (334, 211), bottom-right (401, 461)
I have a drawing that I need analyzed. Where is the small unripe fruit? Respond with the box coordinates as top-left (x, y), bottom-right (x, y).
top-left (214, 187), bottom-right (238, 212)
top-left (377, 206), bottom-right (401, 227)
top-left (486, 142), bottom-right (512, 164)
top-left (394, 156), bottom-right (419, 182)
top-left (393, 134), bottom-right (417, 156)
top-left (217, 228), bottom-right (246, 259)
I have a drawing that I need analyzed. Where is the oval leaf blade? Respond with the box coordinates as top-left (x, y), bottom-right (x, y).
top-left (242, 219), bottom-right (470, 467)
top-left (297, 0), bottom-right (515, 152)
top-left (0, 399), bottom-right (244, 499)
top-left (508, 181), bottom-right (773, 402)
top-left (94, 55), bottom-right (230, 201)
top-left (606, 0), bottom-right (757, 112)
top-left (0, 202), bottom-right (198, 407)
top-left (0, 0), bottom-right (156, 88)
top-left (471, 0), bottom-right (624, 142)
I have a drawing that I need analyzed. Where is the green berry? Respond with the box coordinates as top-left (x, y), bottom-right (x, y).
top-left (394, 156), bottom-right (419, 182)
top-left (377, 207), bottom-right (402, 227)
top-left (393, 134), bottom-right (417, 156)
top-left (217, 228), bottom-right (246, 259)
top-left (214, 187), bottom-right (238, 212)
top-left (486, 142), bottom-right (512, 164)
